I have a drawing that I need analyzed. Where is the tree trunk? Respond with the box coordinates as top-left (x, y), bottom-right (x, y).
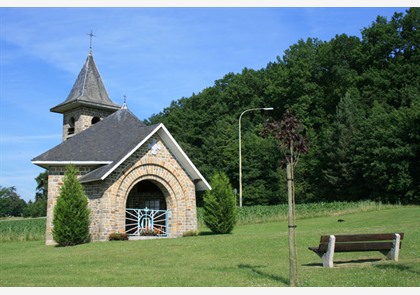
top-left (287, 161), bottom-right (297, 287)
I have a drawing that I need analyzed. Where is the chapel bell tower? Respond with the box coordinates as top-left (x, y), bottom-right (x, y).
top-left (50, 48), bottom-right (120, 141)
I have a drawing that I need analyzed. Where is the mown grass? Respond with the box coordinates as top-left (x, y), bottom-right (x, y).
top-left (0, 201), bottom-right (397, 242)
top-left (1, 206), bottom-right (419, 287)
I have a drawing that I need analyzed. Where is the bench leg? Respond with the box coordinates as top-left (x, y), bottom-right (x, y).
top-left (386, 233), bottom-right (401, 261)
top-left (322, 235), bottom-right (336, 268)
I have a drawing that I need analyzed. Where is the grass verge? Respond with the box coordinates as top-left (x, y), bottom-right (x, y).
top-left (1, 206), bottom-right (418, 287)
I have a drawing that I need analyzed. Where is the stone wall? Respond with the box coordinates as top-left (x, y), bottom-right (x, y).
top-left (62, 107), bottom-right (115, 141)
top-left (45, 134), bottom-right (197, 244)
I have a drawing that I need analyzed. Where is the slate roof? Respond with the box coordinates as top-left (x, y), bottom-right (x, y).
top-left (32, 108), bottom-right (210, 191)
top-left (33, 108), bottom-right (152, 162)
top-left (50, 52), bottom-right (120, 113)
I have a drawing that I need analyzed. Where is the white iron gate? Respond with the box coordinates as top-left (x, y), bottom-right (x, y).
top-left (125, 208), bottom-right (170, 237)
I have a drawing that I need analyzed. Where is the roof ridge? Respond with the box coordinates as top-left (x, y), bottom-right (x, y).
top-left (80, 51), bottom-right (90, 97)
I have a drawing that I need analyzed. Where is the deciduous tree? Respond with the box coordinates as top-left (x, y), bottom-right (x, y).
top-left (262, 111), bottom-right (308, 287)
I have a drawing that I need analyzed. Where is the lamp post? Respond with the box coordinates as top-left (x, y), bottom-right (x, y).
top-left (238, 107), bottom-right (274, 207)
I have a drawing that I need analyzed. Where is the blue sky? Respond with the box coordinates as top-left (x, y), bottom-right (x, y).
top-left (0, 5), bottom-right (411, 202)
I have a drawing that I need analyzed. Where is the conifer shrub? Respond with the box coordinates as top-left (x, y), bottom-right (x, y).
top-left (203, 171), bottom-right (237, 234)
top-left (52, 165), bottom-right (91, 246)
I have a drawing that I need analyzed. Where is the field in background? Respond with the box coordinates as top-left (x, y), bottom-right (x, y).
top-left (1, 205), bottom-right (419, 287)
top-left (197, 200), bottom-right (399, 227)
top-left (0, 217), bottom-right (46, 242)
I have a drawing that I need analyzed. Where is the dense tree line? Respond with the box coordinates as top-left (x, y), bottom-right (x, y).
top-left (0, 186), bottom-right (27, 217)
top-left (148, 8), bottom-right (419, 205)
top-left (0, 172), bottom-right (47, 217)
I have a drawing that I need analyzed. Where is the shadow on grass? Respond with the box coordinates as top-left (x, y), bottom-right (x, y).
top-left (238, 264), bottom-right (289, 285)
top-left (198, 231), bottom-right (234, 236)
top-left (199, 231), bottom-right (217, 236)
top-left (303, 258), bottom-right (383, 267)
top-left (375, 263), bottom-right (420, 275)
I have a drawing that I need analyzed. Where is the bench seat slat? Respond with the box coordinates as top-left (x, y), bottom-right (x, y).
top-left (319, 233), bottom-right (404, 243)
top-left (318, 241), bottom-right (400, 253)
top-left (319, 233), bottom-right (405, 243)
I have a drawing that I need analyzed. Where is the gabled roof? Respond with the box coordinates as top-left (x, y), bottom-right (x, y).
top-left (32, 108), bottom-right (210, 191)
top-left (50, 51), bottom-right (120, 113)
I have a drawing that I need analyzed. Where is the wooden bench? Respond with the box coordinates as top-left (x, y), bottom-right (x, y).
top-left (308, 233), bottom-right (404, 268)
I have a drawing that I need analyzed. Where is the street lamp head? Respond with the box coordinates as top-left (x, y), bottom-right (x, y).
top-left (263, 107), bottom-right (274, 111)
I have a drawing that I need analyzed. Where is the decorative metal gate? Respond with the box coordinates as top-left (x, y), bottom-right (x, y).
top-left (125, 208), bottom-right (170, 237)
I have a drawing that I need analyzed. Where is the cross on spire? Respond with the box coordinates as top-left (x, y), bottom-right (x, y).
top-left (122, 95), bottom-right (128, 109)
top-left (87, 30), bottom-right (96, 51)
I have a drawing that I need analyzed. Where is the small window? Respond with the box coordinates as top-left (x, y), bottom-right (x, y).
top-left (68, 117), bottom-right (75, 135)
top-left (91, 117), bottom-right (100, 124)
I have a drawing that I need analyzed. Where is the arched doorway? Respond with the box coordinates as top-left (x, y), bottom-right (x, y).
top-left (125, 180), bottom-right (169, 237)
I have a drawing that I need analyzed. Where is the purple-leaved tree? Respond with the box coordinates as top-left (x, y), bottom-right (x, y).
top-left (262, 110), bottom-right (309, 287)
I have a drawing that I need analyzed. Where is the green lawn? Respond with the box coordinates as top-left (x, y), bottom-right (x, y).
top-left (1, 207), bottom-right (419, 287)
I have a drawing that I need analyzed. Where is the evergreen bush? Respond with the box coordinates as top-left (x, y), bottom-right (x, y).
top-left (52, 165), bottom-right (91, 246)
top-left (203, 171), bottom-right (237, 234)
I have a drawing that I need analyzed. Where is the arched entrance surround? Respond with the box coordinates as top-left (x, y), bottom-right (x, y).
top-left (115, 161), bottom-right (190, 238)
top-left (125, 180), bottom-right (169, 236)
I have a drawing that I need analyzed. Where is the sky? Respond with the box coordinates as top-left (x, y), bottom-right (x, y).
top-left (0, 3), bottom-right (413, 202)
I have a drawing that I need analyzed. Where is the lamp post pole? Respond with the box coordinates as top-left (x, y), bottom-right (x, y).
top-left (238, 107), bottom-right (274, 207)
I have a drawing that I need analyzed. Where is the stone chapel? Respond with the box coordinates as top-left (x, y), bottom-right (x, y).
top-left (32, 49), bottom-right (210, 245)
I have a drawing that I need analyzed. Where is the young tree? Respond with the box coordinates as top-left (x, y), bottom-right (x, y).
top-left (262, 111), bottom-right (309, 287)
top-left (203, 171), bottom-right (237, 234)
top-left (52, 165), bottom-right (91, 246)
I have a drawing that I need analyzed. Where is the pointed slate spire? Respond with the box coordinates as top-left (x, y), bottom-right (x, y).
top-left (50, 51), bottom-right (120, 113)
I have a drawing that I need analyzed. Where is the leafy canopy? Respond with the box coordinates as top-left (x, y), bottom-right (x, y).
top-left (148, 8), bottom-right (420, 205)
